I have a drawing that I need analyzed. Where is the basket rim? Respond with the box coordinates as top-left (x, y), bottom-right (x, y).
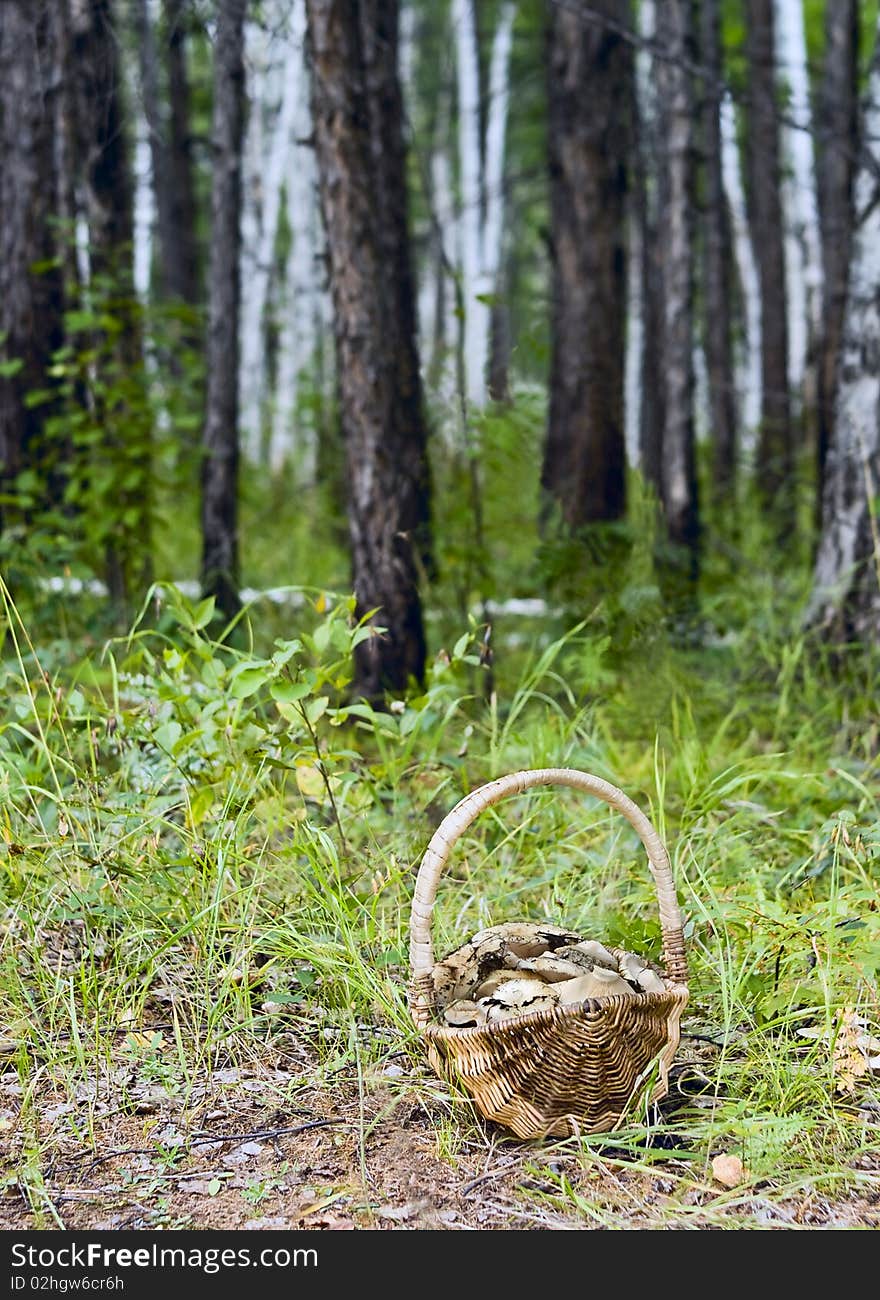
top-left (422, 982), bottom-right (690, 1041)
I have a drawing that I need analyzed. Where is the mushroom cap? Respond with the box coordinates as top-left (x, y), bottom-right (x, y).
top-left (517, 954), bottom-right (588, 982)
top-left (443, 999), bottom-right (488, 1027)
top-left (483, 975), bottom-right (557, 1007)
top-left (561, 939), bottom-right (617, 969)
top-left (557, 968), bottom-right (637, 1004)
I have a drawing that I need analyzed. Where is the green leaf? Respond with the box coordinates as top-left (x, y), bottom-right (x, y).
top-left (230, 664), bottom-right (270, 698)
top-left (191, 596), bottom-right (216, 630)
top-left (304, 695), bottom-right (328, 725)
top-left (296, 764), bottom-right (326, 799)
top-left (207, 1178), bottom-right (222, 1197)
top-left (312, 621), bottom-right (332, 654)
top-left (153, 720), bottom-right (182, 751)
top-left (0, 359), bottom-right (23, 379)
top-left (270, 678), bottom-right (311, 704)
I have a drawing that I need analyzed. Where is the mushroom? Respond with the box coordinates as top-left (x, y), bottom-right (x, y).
top-left (635, 967), bottom-right (667, 994)
top-left (470, 922), bottom-right (582, 960)
top-left (443, 999), bottom-right (488, 1028)
top-left (517, 954), bottom-right (587, 982)
top-left (484, 993), bottom-right (559, 1023)
top-left (561, 939), bottom-right (617, 969)
top-left (557, 967), bottom-right (637, 1004)
top-left (473, 968), bottom-right (521, 1000)
top-left (483, 975), bottom-right (557, 1007)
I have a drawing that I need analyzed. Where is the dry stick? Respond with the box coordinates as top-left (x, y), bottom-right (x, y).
top-left (76, 1118), bottom-right (349, 1178)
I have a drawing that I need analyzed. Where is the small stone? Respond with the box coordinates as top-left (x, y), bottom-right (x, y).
top-left (711, 1154), bottom-right (745, 1188)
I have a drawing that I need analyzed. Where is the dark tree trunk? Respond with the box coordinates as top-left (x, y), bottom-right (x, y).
top-left (816, 0), bottom-right (859, 505)
top-left (73, 1), bottom-right (136, 287)
top-left (72, 0), bottom-right (149, 616)
top-left (745, 0), bottom-right (792, 527)
top-left (163, 0), bottom-right (200, 305)
top-left (655, 0), bottom-right (699, 561)
top-left (360, 0), bottom-right (432, 573)
top-left (488, 291), bottom-right (511, 404)
top-left (808, 22), bottom-right (880, 640)
top-left (541, 0), bottom-right (631, 529)
top-left (700, 0), bottom-right (737, 505)
top-left (201, 0), bottom-right (246, 621)
top-left (0, 2), bottom-right (65, 510)
top-left (307, 0), bottom-right (428, 697)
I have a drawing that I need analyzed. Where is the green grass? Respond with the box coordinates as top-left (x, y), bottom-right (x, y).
top-left (1, 538), bottom-right (879, 1227)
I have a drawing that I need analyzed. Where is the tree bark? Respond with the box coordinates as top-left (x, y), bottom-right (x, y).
top-left (306, 0), bottom-right (429, 696)
top-left (135, 0), bottom-right (174, 300)
top-left (745, 0), bottom-right (792, 525)
top-left (807, 21), bottom-right (880, 641)
top-left (541, 0), bottom-right (631, 529)
top-left (655, 0), bottom-right (698, 559)
top-left (699, 0), bottom-right (737, 505)
top-left (72, 0), bottom-right (150, 615)
top-left (360, 0), bottom-right (432, 570)
top-left (0, 1), bottom-right (65, 509)
top-left (775, 0), bottom-right (823, 404)
top-left (634, 0), bottom-right (664, 497)
top-left (817, 0), bottom-right (859, 501)
top-left (73, 1), bottom-right (136, 288)
top-left (721, 93), bottom-right (762, 437)
top-left (163, 0), bottom-right (200, 305)
top-left (200, 0), bottom-right (247, 620)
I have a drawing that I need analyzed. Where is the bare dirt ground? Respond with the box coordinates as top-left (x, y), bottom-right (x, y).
top-left (2, 1030), bottom-right (878, 1231)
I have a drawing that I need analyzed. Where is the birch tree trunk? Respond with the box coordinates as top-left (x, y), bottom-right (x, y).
top-left (634, 0), bottom-right (665, 496)
top-left (306, 0), bottom-right (429, 696)
top-left (452, 0), bottom-right (515, 411)
top-left (541, 0), bottom-right (631, 529)
top-left (745, 0), bottom-right (792, 525)
top-left (721, 94), bottom-right (762, 441)
top-left (0, 1), bottom-right (65, 510)
top-left (817, 0), bottom-right (859, 495)
top-left (808, 22), bottom-right (880, 640)
top-left (135, 0), bottom-right (173, 300)
top-left (240, 1), bottom-right (305, 460)
top-left (655, 0), bottom-right (698, 560)
top-left (269, 65), bottom-right (319, 474)
top-left (201, 0), bottom-right (247, 619)
top-left (700, 0), bottom-right (737, 503)
top-left (774, 0), bottom-right (823, 402)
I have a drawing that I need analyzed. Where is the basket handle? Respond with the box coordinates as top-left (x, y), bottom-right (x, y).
top-left (409, 768), bottom-right (688, 1027)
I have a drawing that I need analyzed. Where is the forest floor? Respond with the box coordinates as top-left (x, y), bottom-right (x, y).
top-left (2, 1028), bottom-right (879, 1231)
top-left (2, 1022), bottom-right (879, 1231)
top-left (1, 578), bottom-right (879, 1231)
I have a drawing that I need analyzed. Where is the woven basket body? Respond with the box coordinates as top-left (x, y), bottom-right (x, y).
top-left (409, 769), bottom-right (689, 1140)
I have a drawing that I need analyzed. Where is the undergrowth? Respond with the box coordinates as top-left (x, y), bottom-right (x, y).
top-left (0, 552), bottom-right (878, 1228)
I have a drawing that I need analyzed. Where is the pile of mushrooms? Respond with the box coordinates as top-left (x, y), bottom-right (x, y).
top-left (432, 922), bottom-right (667, 1029)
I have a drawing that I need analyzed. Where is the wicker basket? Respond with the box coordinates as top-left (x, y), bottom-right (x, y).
top-left (409, 768), bottom-right (689, 1139)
